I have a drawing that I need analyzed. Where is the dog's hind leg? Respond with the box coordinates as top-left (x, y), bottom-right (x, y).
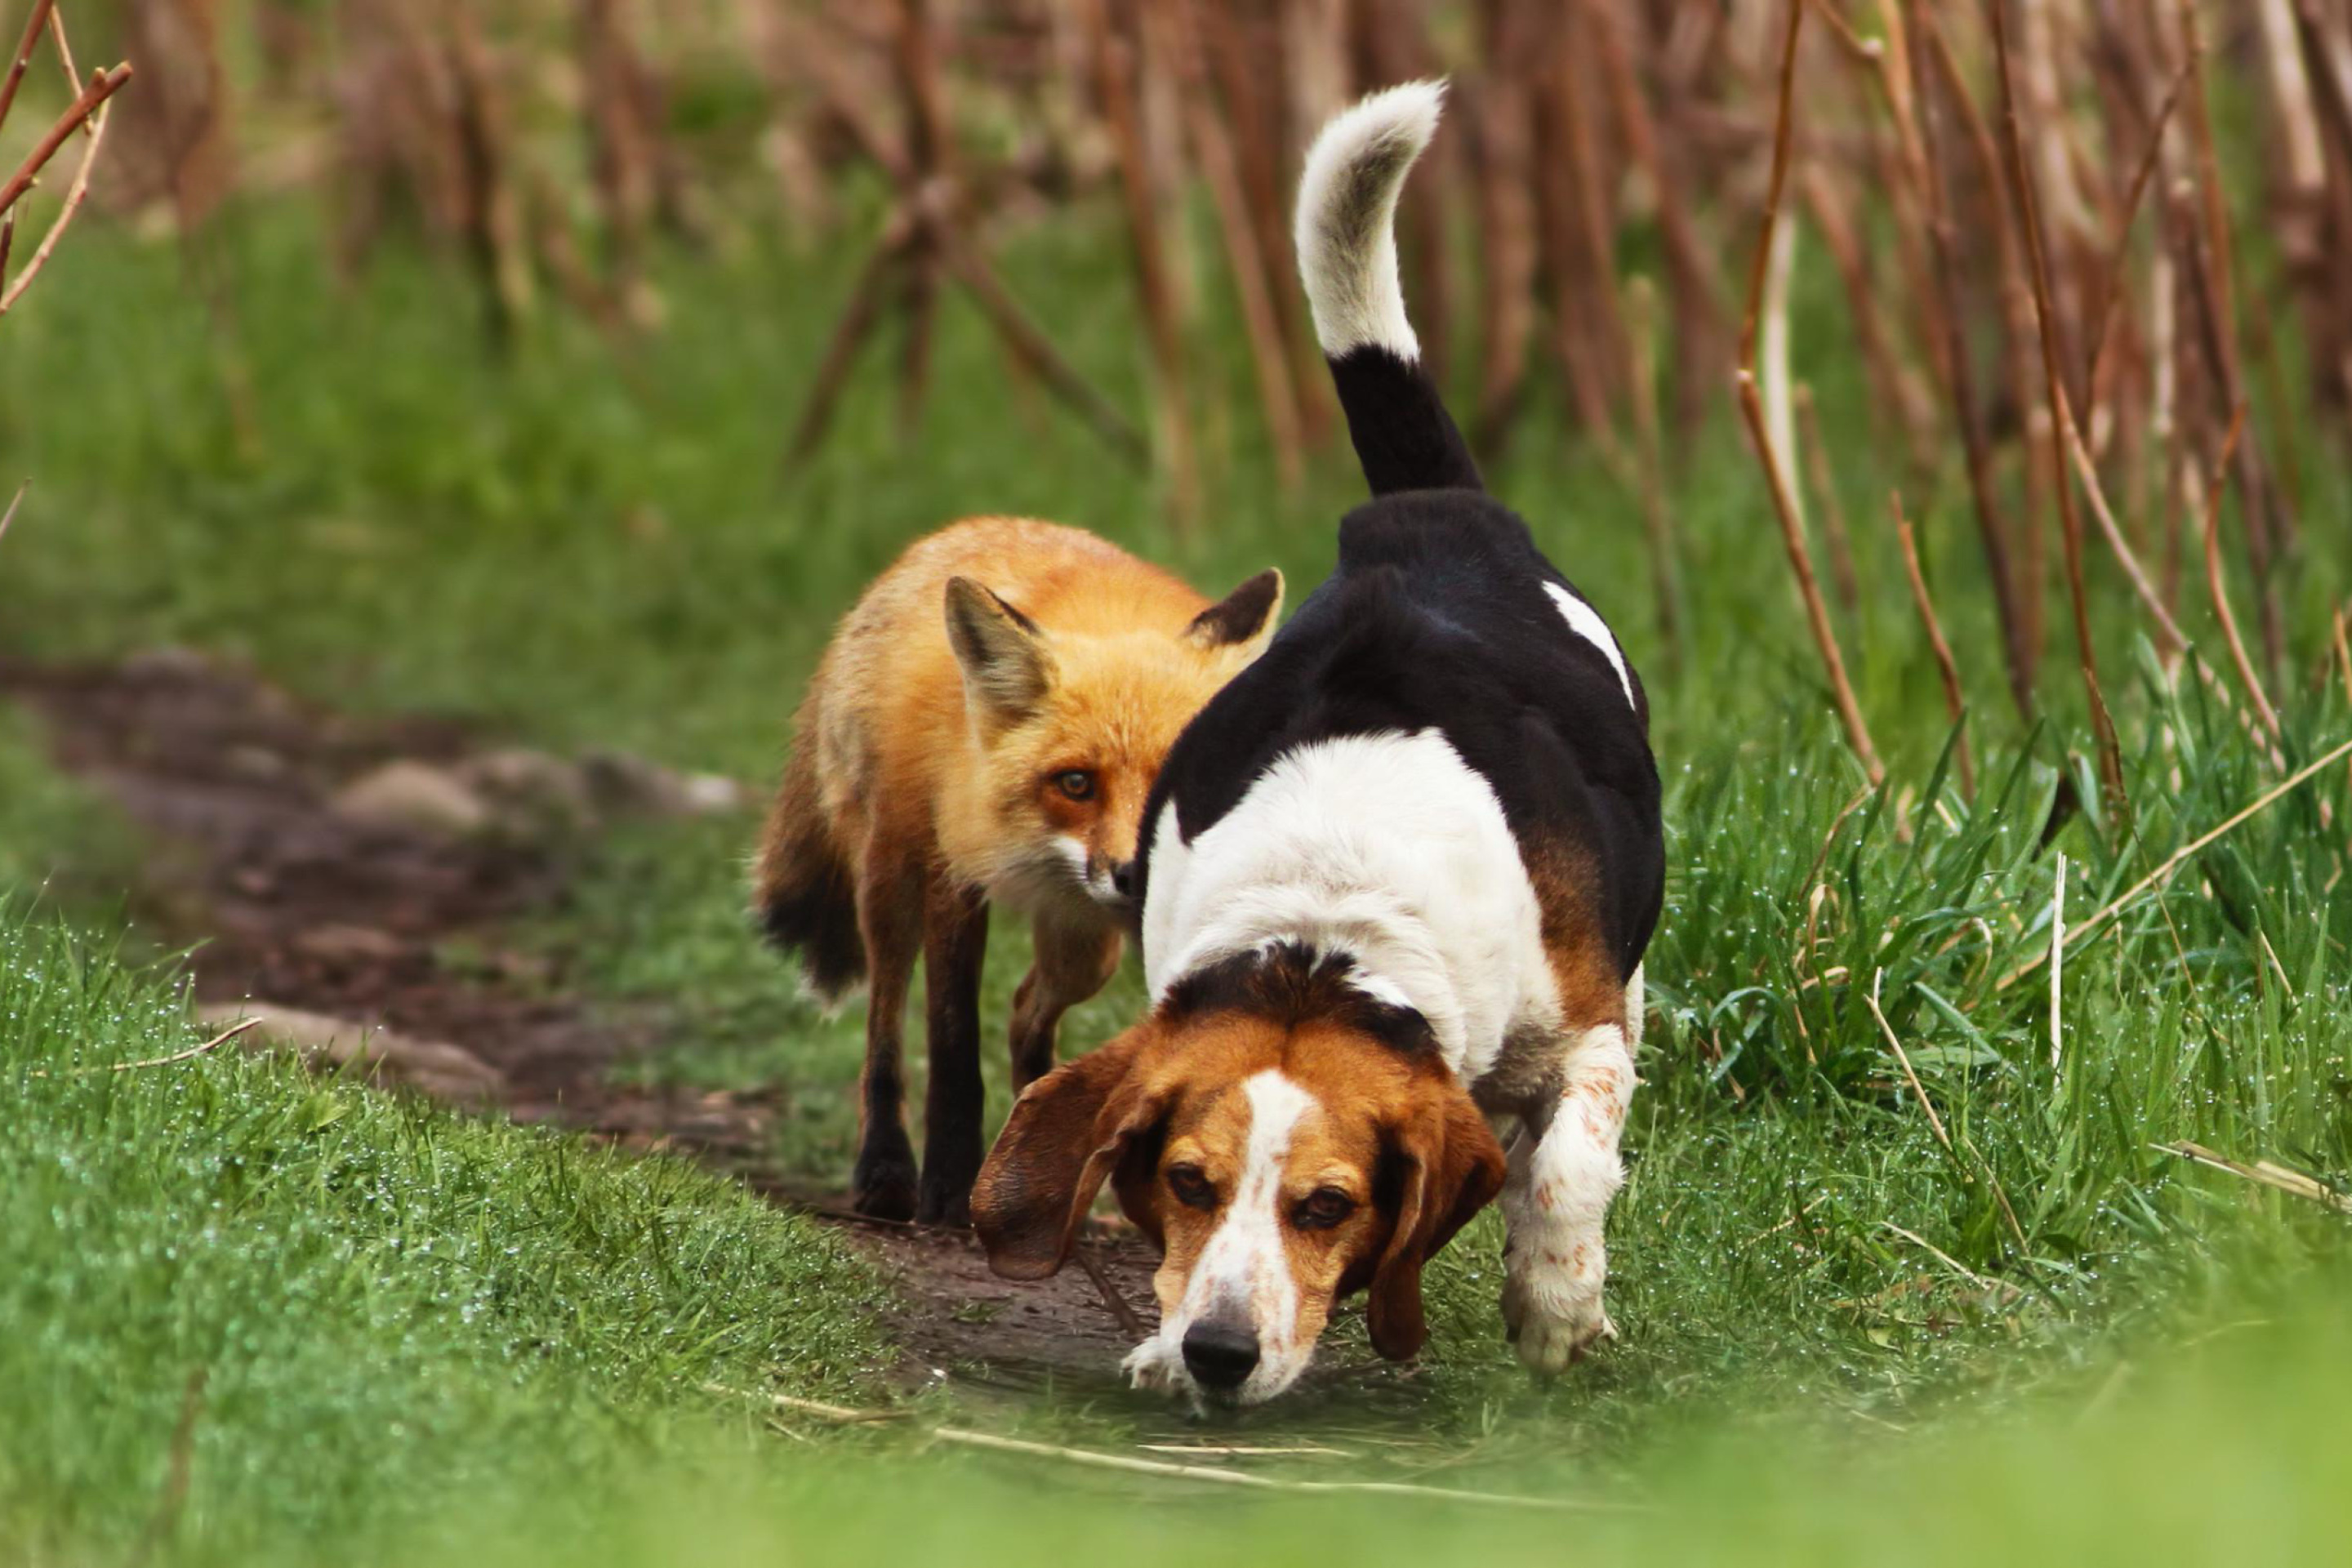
top-left (1008, 911), bottom-right (1123, 1091)
top-left (916, 880), bottom-right (991, 1226)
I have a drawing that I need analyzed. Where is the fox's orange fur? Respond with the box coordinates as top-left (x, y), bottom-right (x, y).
top-left (755, 516), bottom-right (1281, 1223)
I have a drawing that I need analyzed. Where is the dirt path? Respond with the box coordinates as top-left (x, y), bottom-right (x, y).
top-left (1, 649), bottom-right (1154, 1392)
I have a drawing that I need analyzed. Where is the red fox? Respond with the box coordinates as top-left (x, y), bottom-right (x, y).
top-left (754, 516), bottom-right (1281, 1223)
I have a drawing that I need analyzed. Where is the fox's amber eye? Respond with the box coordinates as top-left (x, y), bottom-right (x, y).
top-left (1054, 769), bottom-right (1096, 801)
top-left (1166, 1164), bottom-right (1216, 1209)
top-left (1294, 1188), bottom-right (1356, 1230)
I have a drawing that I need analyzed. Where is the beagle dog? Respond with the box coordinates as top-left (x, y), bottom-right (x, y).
top-left (973, 82), bottom-right (1663, 1406)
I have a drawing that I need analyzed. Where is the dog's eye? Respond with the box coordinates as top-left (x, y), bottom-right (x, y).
top-left (1054, 769), bottom-right (1096, 801)
top-left (1294, 1188), bottom-right (1356, 1230)
top-left (1166, 1164), bottom-right (1216, 1209)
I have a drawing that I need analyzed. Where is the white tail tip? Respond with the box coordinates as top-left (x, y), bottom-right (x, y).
top-left (1293, 79), bottom-right (1446, 362)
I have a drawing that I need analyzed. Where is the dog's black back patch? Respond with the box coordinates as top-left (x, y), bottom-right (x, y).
top-left (1138, 488), bottom-right (1664, 982)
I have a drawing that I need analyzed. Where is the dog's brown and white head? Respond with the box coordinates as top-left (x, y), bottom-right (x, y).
top-left (973, 946), bottom-right (1505, 1405)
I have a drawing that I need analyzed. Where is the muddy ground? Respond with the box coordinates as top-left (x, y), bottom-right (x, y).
top-left (0, 650), bottom-right (1156, 1393)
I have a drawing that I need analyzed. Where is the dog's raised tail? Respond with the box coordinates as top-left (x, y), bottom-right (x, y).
top-left (1294, 80), bottom-right (1481, 497)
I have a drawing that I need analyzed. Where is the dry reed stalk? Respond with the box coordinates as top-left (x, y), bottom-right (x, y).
top-left (2047, 849), bottom-right (2065, 1071)
top-left (889, 0), bottom-right (947, 433)
top-left (2172, 2), bottom-right (2292, 673)
top-left (1922, 10), bottom-right (2048, 658)
top-left (444, 8), bottom-right (535, 342)
top-left (2198, 406), bottom-right (2282, 741)
top-left (1865, 969), bottom-right (1953, 1151)
top-left (1757, 201), bottom-right (1803, 535)
top-left (724, 1388), bottom-right (1593, 1510)
top-left (1623, 274), bottom-right (1686, 668)
top-left (1356, 0), bottom-right (1453, 385)
top-left (1161, 0), bottom-right (1305, 490)
top-left (2150, 243), bottom-right (2186, 615)
top-left (1901, 0), bottom-right (2034, 720)
top-left (2078, 56), bottom-right (2193, 403)
top-left (1281, 0), bottom-right (1351, 161)
top-left (2158, 1143), bottom-right (2352, 1215)
top-left (2336, 606), bottom-right (2351, 706)
top-left (1824, 3), bottom-right (1953, 464)
top-left (786, 209), bottom-right (912, 462)
top-left (1592, 0), bottom-right (1726, 353)
top-left (1995, 734), bottom-right (2352, 993)
top-left (1468, 2), bottom-right (1539, 448)
top-left (2176, 212), bottom-right (2288, 677)
top-left (1893, 495), bottom-right (1976, 798)
top-left (24, 1017), bottom-right (261, 1079)
top-left (1200, 0), bottom-right (1331, 442)
top-left (2256, 0), bottom-right (2331, 419)
top-left (1532, 14), bottom-right (1626, 452)
top-left (0, 75), bottom-right (110, 315)
top-left (1079, 0), bottom-right (1196, 526)
top-left (1988, 0), bottom-right (2128, 824)
top-left (41, 0), bottom-right (72, 99)
top-left (1869, 971), bottom-right (2028, 1256)
top-left (1068, 1241), bottom-right (1148, 1339)
top-left (1561, 1), bottom-right (1634, 416)
top-left (2057, 389), bottom-right (2189, 658)
top-left (578, 0), bottom-right (661, 329)
top-left (2296, 2), bottom-right (2352, 176)
top-left (526, 168), bottom-right (621, 332)
top-left (1794, 383), bottom-right (1861, 612)
top-left (0, 60), bottom-right (128, 216)
top-left (2292, 11), bottom-right (2352, 412)
top-left (0, 0), bottom-right (57, 130)
top-left (1801, 164), bottom-right (1935, 477)
top-left (936, 224), bottom-right (1149, 470)
top-left (1739, 0), bottom-right (1882, 784)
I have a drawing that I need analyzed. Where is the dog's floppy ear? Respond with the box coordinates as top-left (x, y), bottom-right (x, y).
top-left (973, 1024), bottom-right (1166, 1280)
top-left (946, 577), bottom-right (1056, 725)
top-left (1366, 1072), bottom-right (1506, 1361)
top-left (1183, 568), bottom-right (1284, 655)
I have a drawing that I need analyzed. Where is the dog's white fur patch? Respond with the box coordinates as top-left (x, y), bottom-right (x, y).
top-left (1294, 80), bottom-right (1446, 361)
top-left (1542, 582), bottom-right (1633, 710)
top-left (1146, 729), bottom-right (1556, 1083)
top-left (1125, 1071), bottom-right (1321, 1405)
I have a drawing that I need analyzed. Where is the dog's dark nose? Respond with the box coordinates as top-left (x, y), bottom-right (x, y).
top-left (1181, 1321), bottom-right (1260, 1391)
top-left (1110, 860), bottom-right (1138, 902)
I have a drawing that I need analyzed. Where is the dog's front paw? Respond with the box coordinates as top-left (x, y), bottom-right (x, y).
top-left (1122, 1336), bottom-right (1187, 1394)
top-left (1502, 1257), bottom-right (1613, 1375)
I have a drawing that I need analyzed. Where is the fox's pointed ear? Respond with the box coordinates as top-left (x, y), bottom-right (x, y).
top-left (1184, 569), bottom-right (1284, 655)
top-left (946, 577), bottom-right (1055, 724)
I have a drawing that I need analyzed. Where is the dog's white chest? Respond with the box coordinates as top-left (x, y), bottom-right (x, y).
top-left (1143, 728), bottom-right (1556, 1081)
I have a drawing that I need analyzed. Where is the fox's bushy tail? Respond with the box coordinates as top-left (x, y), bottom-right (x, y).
top-left (752, 739), bottom-right (865, 1009)
top-left (1294, 80), bottom-right (1481, 497)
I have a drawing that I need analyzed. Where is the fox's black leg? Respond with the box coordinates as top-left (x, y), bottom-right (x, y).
top-left (850, 851), bottom-right (926, 1221)
top-left (916, 882), bottom-right (991, 1226)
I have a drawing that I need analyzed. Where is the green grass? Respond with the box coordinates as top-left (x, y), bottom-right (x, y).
top-left (0, 913), bottom-right (884, 1567)
top-left (2, 184), bottom-right (2350, 1564)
